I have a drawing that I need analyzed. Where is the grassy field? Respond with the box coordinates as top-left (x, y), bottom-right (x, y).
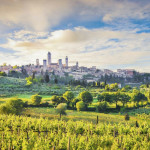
top-left (16, 94), bottom-right (53, 101)
top-left (0, 94), bottom-right (53, 105)
top-left (0, 76), bottom-right (150, 125)
top-left (22, 107), bottom-right (150, 125)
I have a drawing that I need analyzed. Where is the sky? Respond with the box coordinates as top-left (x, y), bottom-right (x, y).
top-left (0, 0), bottom-right (150, 72)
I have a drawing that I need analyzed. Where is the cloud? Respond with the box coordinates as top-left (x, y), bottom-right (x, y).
top-left (0, 0), bottom-right (150, 31)
top-left (1, 27), bottom-right (150, 72)
top-left (0, 0), bottom-right (74, 31)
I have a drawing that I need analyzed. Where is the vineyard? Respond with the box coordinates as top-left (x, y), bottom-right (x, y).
top-left (0, 115), bottom-right (150, 150)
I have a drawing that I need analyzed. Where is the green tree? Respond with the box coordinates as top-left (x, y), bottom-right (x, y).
top-left (100, 82), bottom-right (105, 88)
top-left (96, 101), bottom-right (108, 112)
top-left (125, 113), bottom-right (130, 121)
top-left (0, 98), bottom-right (24, 115)
top-left (92, 82), bottom-right (96, 87)
top-left (121, 88), bottom-right (126, 92)
top-left (45, 74), bottom-right (50, 83)
top-left (111, 92), bottom-right (122, 108)
top-left (51, 95), bottom-right (60, 106)
top-left (13, 65), bottom-right (18, 69)
top-left (105, 85), bottom-right (109, 91)
top-left (76, 101), bottom-right (85, 111)
top-left (131, 91), bottom-right (147, 107)
top-left (63, 91), bottom-right (74, 107)
top-left (121, 93), bottom-right (131, 107)
top-left (31, 94), bottom-right (42, 105)
top-left (109, 83), bottom-right (118, 91)
top-left (0, 71), bottom-right (7, 76)
top-left (56, 103), bottom-right (67, 118)
top-left (72, 98), bottom-right (80, 109)
top-left (97, 93), bottom-right (112, 103)
top-left (3, 63), bottom-right (6, 66)
top-left (54, 78), bottom-right (58, 84)
top-left (79, 91), bottom-right (93, 107)
top-left (96, 81), bottom-right (100, 87)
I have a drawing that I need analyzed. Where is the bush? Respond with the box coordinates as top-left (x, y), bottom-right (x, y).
top-left (51, 96), bottom-right (66, 106)
top-left (120, 107), bottom-right (126, 113)
top-left (51, 95), bottom-right (60, 105)
top-left (0, 98), bottom-right (24, 115)
top-left (0, 104), bottom-right (8, 114)
top-left (31, 94), bottom-right (42, 105)
top-left (56, 103), bottom-right (67, 118)
top-left (125, 113), bottom-right (130, 121)
top-left (96, 101), bottom-right (107, 112)
top-left (79, 91), bottom-right (93, 106)
top-left (76, 101), bottom-right (85, 111)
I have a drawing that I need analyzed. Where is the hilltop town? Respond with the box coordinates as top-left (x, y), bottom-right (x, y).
top-left (0, 52), bottom-right (150, 85)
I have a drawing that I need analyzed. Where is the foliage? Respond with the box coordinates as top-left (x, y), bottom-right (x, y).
top-left (51, 95), bottom-right (66, 106)
top-left (131, 91), bottom-right (147, 106)
top-left (109, 83), bottom-right (118, 91)
top-left (72, 98), bottom-right (80, 108)
top-left (97, 93), bottom-right (112, 103)
top-left (76, 101), bottom-right (85, 111)
top-left (63, 91), bottom-right (74, 107)
top-left (63, 91), bottom-right (74, 102)
top-left (45, 74), bottom-right (50, 83)
top-left (0, 71), bottom-right (7, 76)
top-left (0, 98), bottom-right (24, 115)
top-left (13, 65), bottom-right (18, 69)
top-left (0, 115), bottom-right (150, 149)
top-left (96, 101), bottom-right (108, 112)
top-left (121, 93), bottom-right (131, 106)
top-left (51, 95), bottom-right (60, 105)
top-left (125, 113), bottom-right (130, 120)
top-left (56, 103), bottom-right (67, 117)
top-left (31, 94), bottom-right (42, 105)
top-left (79, 91), bottom-right (93, 106)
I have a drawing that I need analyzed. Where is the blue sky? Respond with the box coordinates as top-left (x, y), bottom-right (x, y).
top-left (0, 0), bottom-right (150, 72)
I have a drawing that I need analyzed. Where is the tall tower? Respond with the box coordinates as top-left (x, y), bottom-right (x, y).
top-left (76, 61), bottom-right (79, 68)
top-left (47, 52), bottom-right (51, 66)
top-left (65, 56), bottom-right (68, 68)
top-left (36, 59), bottom-right (39, 66)
top-left (43, 59), bottom-right (47, 71)
top-left (58, 59), bottom-right (62, 69)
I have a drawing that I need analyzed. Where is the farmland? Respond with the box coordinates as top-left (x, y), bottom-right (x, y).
top-left (0, 114), bottom-right (150, 149)
top-left (0, 76), bottom-right (150, 149)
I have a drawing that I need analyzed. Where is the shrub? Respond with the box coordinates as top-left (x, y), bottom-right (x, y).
top-left (31, 94), bottom-right (42, 105)
top-left (96, 101), bottom-right (108, 112)
top-left (79, 91), bottom-right (93, 106)
top-left (125, 113), bottom-right (130, 121)
top-left (72, 98), bottom-right (80, 108)
top-left (51, 95), bottom-right (60, 105)
top-left (76, 101), bottom-right (85, 111)
top-left (0, 98), bottom-right (24, 115)
top-left (56, 103), bottom-right (67, 118)
top-left (0, 104), bottom-right (8, 114)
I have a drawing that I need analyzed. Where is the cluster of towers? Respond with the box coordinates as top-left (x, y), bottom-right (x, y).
top-left (36, 52), bottom-right (68, 70)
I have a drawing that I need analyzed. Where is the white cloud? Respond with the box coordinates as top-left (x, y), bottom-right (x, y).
top-left (0, 0), bottom-right (150, 31)
top-left (0, 27), bottom-right (150, 72)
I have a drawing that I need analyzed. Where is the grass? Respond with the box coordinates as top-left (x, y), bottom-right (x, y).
top-left (16, 94), bottom-right (52, 100)
top-left (22, 107), bottom-right (150, 124)
top-left (0, 94), bottom-right (53, 104)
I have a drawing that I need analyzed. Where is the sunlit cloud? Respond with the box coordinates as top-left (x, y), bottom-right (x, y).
top-left (0, 0), bottom-right (150, 72)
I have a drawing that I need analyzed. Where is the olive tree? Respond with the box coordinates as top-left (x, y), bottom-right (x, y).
top-left (0, 98), bottom-right (24, 115)
top-left (56, 103), bottom-right (67, 118)
top-left (31, 94), bottom-right (42, 105)
top-left (76, 101), bottom-right (85, 111)
top-left (79, 91), bottom-right (93, 108)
